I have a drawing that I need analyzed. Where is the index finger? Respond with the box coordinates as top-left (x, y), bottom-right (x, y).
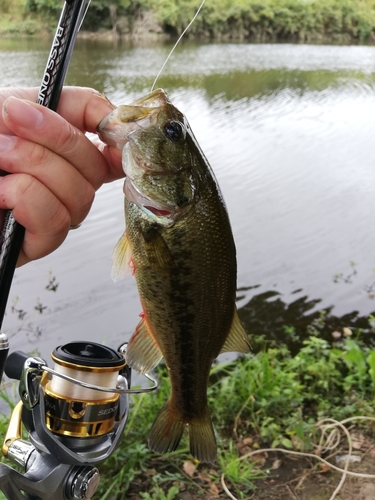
top-left (0, 86), bottom-right (115, 135)
top-left (1, 86), bottom-right (122, 182)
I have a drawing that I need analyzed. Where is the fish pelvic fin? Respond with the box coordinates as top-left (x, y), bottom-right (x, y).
top-left (148, 402), bottom-right (185, 455)
top-left (189, 411), bottom-right (217, 465)
top-left (111, 231), bottom-right (133, 282)
top-left (148, 403), bottom-right (217, 464)
top-left (220, 308), bottom-right (251, 354)
top-left (125, 315), bottom-right (163, 374)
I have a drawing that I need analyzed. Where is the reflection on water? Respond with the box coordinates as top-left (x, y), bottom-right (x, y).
top-left (0, 39), bottom-right (375, 359)
top-left (238, 286), bottom-right (375, 354)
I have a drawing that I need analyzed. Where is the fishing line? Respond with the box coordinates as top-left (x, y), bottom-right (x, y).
top-left (150, 0), bottom-right (206, 92)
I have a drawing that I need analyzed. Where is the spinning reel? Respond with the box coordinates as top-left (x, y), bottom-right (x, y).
top-left (0, 338), bottom-right (157, 500)
top-left (0, 1), bottom-right (160, 498)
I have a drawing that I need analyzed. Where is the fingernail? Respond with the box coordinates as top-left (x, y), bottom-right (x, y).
top-left (4, 97), bottom-right (44, 128)
top-left (0, 134), bottom-right (16, 153)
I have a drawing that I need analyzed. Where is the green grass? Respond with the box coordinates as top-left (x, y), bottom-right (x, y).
top-left (94, 314), bottom-right (375, 498)
top-left (0, 313), bottom-right (375, 498)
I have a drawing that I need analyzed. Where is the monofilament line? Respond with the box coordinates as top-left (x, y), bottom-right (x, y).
top-left (150, 0), bottom-right (206, 92)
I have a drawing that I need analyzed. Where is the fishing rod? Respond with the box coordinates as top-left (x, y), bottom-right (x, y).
top-left (0, 0), bottom-right (91, 332)
top-left (0, 6), bottom-right (159, 498)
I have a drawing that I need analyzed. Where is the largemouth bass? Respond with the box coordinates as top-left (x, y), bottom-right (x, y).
top-left (98, 89), bottom-right (250, 464)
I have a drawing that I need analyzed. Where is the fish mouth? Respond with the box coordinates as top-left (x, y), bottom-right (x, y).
top-left (97, 89), bottom-right (169, 150)
top-left (124, 177), bottom-right (174, 221)
top-left (97, 106), bottom-right (156, 150)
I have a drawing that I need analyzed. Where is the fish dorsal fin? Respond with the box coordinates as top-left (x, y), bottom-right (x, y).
top-left (125, 314), bottom-right (164, 374)
top-left (111, 231), bottom-right (133, 282)
top-left (220, 308), bottom-right (251, 354)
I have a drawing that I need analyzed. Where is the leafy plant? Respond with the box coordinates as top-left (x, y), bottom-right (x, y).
top-left (2, 311), bottom-right (375, 498)
top-left (7, 0), bottom-right (375, 41)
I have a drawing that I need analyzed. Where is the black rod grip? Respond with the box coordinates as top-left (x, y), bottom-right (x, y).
top-left (0, 0), bottom-right (88, 330)
top-left (0, 333), bottom-right (9, 385)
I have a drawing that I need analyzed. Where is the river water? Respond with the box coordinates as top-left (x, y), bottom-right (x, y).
top-left (0, 38), bottom-right (375, 362)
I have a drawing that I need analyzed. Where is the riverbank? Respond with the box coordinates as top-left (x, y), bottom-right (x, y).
top-left (2, 314), bottom-right (375, 499)
top-left (1, 0), bottom-right (375, 44)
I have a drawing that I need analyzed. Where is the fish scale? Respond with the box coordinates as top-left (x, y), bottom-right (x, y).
top-left (97, 88), bottom-right (250, 463)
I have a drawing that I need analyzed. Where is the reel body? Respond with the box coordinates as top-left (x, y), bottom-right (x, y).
top-left (0, 340), bottom-right (152, 499)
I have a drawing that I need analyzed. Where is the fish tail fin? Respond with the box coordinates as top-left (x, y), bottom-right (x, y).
top-left (189, 410), bottom-right (217, 465)
top-left (148, 401), bottom-right (185, 455)
top-left (148, 403), bottom-right (217, 464)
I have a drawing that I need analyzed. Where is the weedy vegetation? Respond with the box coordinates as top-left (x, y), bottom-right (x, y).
top-left (2, 0), bottom-right (375, 42)
top-left (0, 300), bottom-right (375, 497)
top-left (88, 310), bottom-right (375, 498)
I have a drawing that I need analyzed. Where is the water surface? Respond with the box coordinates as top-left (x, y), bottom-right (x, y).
top-left (0, 39), bottom-right (375, 361)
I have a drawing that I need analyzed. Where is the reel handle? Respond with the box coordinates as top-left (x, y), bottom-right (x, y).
top-left (4, 351), bottom-right (29, 380)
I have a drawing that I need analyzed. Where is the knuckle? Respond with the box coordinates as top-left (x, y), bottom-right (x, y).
top-left (84, 184), bottom-right (95, 209)
top-left (54, 122), bottom-right (83, 157)
top-left (72, 183), bottom-right (95, 223)
top-left (28, 142), bottom-right (50, 169)
top-left (16, 172), bottom-right (39, 198)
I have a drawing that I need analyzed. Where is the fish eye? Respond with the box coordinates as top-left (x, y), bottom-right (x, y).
top-left (163, 121), bottom-right (185, 142)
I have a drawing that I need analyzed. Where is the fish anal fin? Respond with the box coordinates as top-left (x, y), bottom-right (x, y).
top-left (125, 315), bottom-right (163, 374)
top-left (220, 308), bottom-right (251, 354)
top-left (148, 402), bottom-right (185, 455)
top-left (189, 411), bottom-right (217, 464)
top-left (111, 231), bottom-right (132, 282)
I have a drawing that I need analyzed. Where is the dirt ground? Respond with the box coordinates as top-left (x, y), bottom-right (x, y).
top-left (252, 452), bottom-right (375, 500)
top-left (174, 436), bottom-right (375, 500)
top-left (128, 431), bottom-right (375, 500)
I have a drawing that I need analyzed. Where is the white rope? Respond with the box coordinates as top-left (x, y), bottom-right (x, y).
top-left (222, 416), bottom-right (375, 500)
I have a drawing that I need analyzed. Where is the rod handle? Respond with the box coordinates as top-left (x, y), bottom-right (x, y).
top-left (0, 333), bottom-right (9, 385)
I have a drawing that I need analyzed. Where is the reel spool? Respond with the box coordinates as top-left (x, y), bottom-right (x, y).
top-left (44, 342), bottom-right (125, 439)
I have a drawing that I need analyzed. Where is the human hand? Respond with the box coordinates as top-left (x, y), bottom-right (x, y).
top-left (0, 87), bottom-right (122, 267)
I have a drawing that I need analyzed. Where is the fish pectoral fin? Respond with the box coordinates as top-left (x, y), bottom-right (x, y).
top-left (125, 315), bottom-right (163, 374)
top-left (220, 308), bottom-right (251, 354)
top-left (141, 226), bottom-right (174, 269)
top-left (111, 231), bottom-right (133, 282)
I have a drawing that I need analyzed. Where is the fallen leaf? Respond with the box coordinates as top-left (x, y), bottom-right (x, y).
top-left (196, 472), bottom-right (211, 483)
top-left (209, 482), bottom-right (220, 496)
top-left (143, 468), bottom-right (156, 477)
top-left (318, 463), bottom-right (331, 473)
top-left (243, 437), bottom-right (253, 446)
top-left (272, 459), bottom-right (282, 469)
top-left (352, 433), bottom-right (366, 450)
top-left (239, 445), bottom-right (252, 457)
top-left (249, 452), bottom-right (268, 467)
top-left (183, 460), bottom-right (197, 478)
